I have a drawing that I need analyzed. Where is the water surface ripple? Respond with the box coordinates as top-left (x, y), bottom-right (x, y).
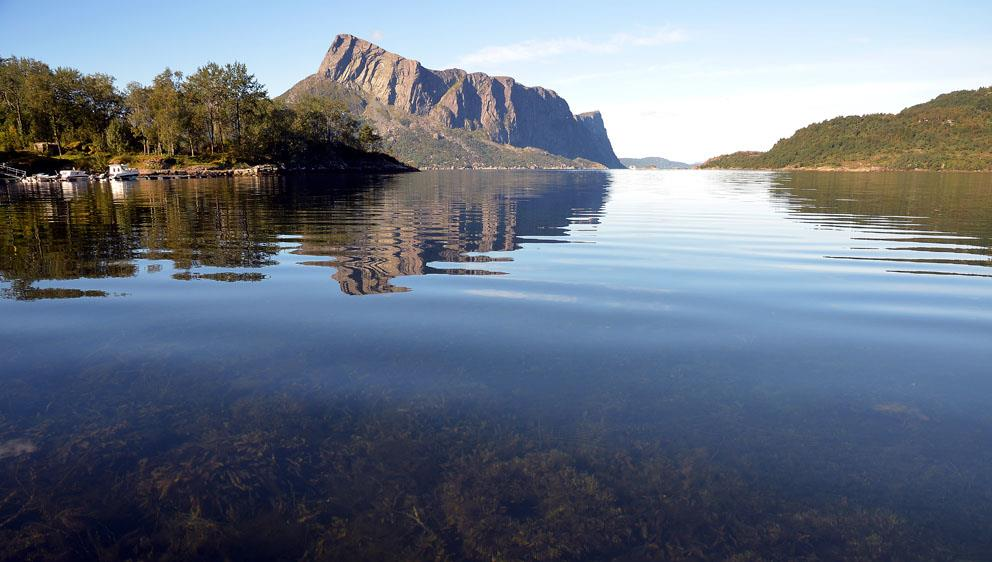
top-left (1, 170), bottom-right (991, 560)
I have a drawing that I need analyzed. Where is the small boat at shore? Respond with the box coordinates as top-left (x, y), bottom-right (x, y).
top-left (58, 169), bottom-right (89, 182)
top-left (107, 163), bottom-right (139, 181)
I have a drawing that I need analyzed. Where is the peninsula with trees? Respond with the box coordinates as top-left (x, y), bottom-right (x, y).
top-left (0, 55), bottom-right (412, 175)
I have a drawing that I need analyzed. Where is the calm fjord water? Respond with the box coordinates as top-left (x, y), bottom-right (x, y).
top-left (1, 170), bottom-right (991, 560)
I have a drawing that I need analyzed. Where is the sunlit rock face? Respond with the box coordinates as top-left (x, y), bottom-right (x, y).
top-left (284, 34), bottom-right (624, 169)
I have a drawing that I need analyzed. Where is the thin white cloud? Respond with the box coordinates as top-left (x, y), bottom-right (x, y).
top-left (463, 289), bottom-right (577, 303)
top-left (370, 30), bottom-right (384, 41)
top-left (456, 27), bottom-right (687, 67)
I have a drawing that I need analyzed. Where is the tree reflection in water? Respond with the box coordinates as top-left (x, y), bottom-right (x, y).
top-left (0, 172), bottom-right (607, 298)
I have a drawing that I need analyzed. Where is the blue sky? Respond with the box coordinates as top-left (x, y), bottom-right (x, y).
top-left (2, 0), bottom-right (990, 162)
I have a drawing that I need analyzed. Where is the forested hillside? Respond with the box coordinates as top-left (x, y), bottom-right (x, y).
top-left (702, 87), bottom-right (992, 171)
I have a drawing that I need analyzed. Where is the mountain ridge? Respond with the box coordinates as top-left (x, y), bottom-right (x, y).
top-left (281, 34), bottom-right (623, 169)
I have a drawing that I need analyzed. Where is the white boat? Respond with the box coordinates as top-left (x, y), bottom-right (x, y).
top-left (107, 163), bottom-right (139, 181)
top-left (58, 169), bottom-right (89, 182)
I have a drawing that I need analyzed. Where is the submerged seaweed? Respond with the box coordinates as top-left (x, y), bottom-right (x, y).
top-left (0, 370), bottom-right (982, 561)
top-left (172, 271), bottom-right (268, 282)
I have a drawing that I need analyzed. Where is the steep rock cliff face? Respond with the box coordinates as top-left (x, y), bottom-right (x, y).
top-left (288, 34), bottom-right (623, 169)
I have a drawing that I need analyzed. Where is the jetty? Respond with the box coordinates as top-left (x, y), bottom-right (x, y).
top-left (0, 162), bottom-right (28, 180)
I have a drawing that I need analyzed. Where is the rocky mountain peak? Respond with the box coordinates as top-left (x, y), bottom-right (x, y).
top-left (290, 34), bottom-right (624, 168)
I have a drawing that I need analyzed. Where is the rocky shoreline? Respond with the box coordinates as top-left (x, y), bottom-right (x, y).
top-left (1, 147), bottom-right (417, 182)
top-left (700, 165), bottom-right (992, 173)
top-left (136, 160), bottom-right (417, 178)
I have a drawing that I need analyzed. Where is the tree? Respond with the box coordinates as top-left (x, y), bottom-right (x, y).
top-left (358, 124), bottom-right (382, 152)
top-left (20, 59), bottom-right (55, 144)
top-left (239, 99), bottom-right (296, 163)
top-left (185, 62), bottom-right (227, 153)
top-left (47, 67), bottom-right (87, 154)
top-left (1, 62), bottom-right (123, 154)
top-left (0, 57), bottom-right (28, 139)
top-left (222, 62), bottom-right (266, 147)
top-left (292, 94), bottom-right (359, 147)
top-left (148, 68), bottom-right (184, 155)
top-left (78, 72), bottom-right (122, 149)
top-left (125, 82), bottom-right (154, 154)
top-left (105, 117), bottom-right (133, 154)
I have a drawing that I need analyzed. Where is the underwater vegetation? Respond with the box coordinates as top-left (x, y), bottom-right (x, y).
top-left (171, 271), bottom-right (268, 282)
top-left (0, 286), bottom-right (109, 300)
top-left (0, 367), bottom-right (982, 562)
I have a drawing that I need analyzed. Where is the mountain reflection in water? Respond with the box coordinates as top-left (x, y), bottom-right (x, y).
top-left (1, 170), bottom-right (991, 561)
top-left (0, 172), bottom-right (607, 297)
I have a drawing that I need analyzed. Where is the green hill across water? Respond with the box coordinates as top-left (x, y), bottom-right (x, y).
top-left (702, 86), bottom-right (992, 171)
top-left (619, 157), bottom-right (692, 169)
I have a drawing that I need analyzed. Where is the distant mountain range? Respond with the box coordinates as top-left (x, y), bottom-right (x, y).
top-left (281, 34), bottom-right (623, 169)
top-left (702, 86), bottom-right (992, 171)
top-left (619, 157), bottom-right (692, 169)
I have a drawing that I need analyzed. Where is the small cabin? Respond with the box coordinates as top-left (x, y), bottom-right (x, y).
top-left (33, 142), bottom-right (59, 155)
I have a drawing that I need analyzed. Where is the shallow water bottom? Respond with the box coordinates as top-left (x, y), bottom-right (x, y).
top-left (1, 170), bottom-right (991, 560)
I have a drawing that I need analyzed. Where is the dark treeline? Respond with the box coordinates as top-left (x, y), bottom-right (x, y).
top-left (0, 56), bottom-right (382, 165)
